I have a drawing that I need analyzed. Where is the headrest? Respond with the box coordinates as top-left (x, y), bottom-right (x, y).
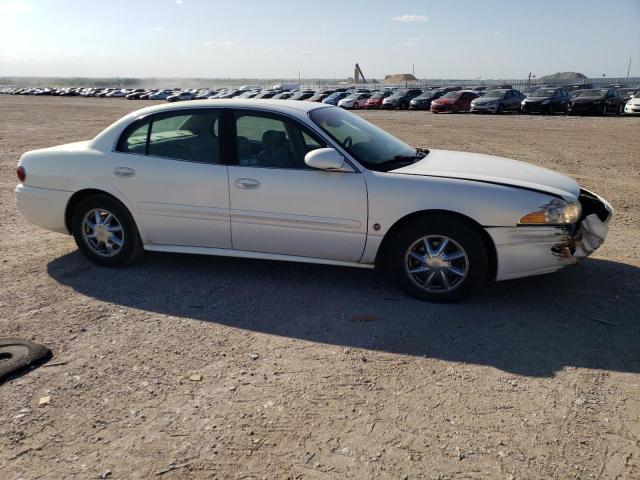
top-left (262, 130), bottom-right (287, 150)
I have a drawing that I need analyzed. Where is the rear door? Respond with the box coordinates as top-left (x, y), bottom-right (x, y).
top-left (108, 108), bottom-right (231, 248)
top-left (227, 109), bottom-right (368, 262)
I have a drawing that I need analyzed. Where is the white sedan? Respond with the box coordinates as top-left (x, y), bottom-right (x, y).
top-left (15, 100), bottom-right (612, 302)
top-left (624, 91), bottom-right (640, 115)
top-left (338, 93), bottom-right (371, 109)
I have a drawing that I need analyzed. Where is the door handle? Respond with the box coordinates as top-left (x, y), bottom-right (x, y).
top-left (113, 167), bottom-right (136, 178)
top-left (234, 178), bottom-right (260, 190)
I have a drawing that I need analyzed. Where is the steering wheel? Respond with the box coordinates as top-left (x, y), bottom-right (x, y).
top-left (342, 136), bottom-right (353, 148)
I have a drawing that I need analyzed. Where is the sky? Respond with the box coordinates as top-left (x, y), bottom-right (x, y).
top-left (1, 0), bottom-right (639, 79)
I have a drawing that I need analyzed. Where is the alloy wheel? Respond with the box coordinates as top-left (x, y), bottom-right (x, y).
top-left (404, 235), bottom-right (469, 293)
top-left (81, 208), bottom-right (125, 257)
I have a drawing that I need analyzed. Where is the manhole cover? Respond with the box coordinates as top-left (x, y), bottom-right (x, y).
top-left (0, 338), bottom-right (52, 384)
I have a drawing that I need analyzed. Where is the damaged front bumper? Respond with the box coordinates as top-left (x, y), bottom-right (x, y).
top-left (487, 189), bottom-right (613, 281)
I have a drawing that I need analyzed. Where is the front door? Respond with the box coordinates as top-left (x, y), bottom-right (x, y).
top-left (108, 108), bottom-right (231, 248)
top-left (228, 110), bottom-right (368, 262)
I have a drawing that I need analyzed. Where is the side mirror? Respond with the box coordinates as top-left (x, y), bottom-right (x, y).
top-left (304, 148), bottom-right (346, 171)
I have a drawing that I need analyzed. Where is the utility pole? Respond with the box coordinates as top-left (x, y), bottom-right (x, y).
top-left (627, 57), bottom-right (632, 78)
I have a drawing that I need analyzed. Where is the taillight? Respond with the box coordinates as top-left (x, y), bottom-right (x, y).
top-left (17, 165), bottom-right (26, 182)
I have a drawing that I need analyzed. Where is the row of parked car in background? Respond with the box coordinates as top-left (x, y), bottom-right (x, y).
top-left (4, 82), bottom-right (640, 115)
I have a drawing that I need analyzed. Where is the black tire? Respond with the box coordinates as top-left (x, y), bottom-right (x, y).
top-left (352, 102), bottom-right (359, 110)
top-left (388, 217), bottom-right (488, 302)
top-left (601, 104), bottom-right (607, 116)
top-left (617, 103), bottom-right (623, 115)
top-left (401, 102), bottom-right (408, 110)
top-left (71, 194), bottom-right (143, 267)
top-left (495, 103), bottom-right (503, 114)
top-left (0, 338), bottom-right (52, 384)
top-left (453, 105), bottom-right (460, 113)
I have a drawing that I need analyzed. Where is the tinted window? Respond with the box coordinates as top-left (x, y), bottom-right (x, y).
top-left (234, 113), bottom-right (325, 169)
top-left (117, 118), bottom-right (150, 154)
top-left (147, 111), bottom-right (221, 164)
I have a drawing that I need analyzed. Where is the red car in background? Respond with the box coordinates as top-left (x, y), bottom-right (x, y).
top-left (364, 90), bottom-right (392, 109)
top-left (430, 90), bottom-right (479, 113)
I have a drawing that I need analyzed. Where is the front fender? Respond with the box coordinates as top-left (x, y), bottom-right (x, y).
top-left (361, 171), bottom-right (562, 264)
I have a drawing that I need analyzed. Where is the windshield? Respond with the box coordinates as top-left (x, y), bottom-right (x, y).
top-left (531, 88), bottom-right (556, 97)
top-left (416, 92), bottom-right (436, 99)
top-left (635, 92), bottom-right (640, 98)
top-left (618, 88), bottom-right (636, 96)
top-left (371, 92), bottom-right (387, 99)
top-left (574, 89), bottom-right (607, 97)
top-left (442, 91), bottom-right (461, 99)
top-left (389, 90), bottom-right (407, 97)
top-left (483, 90), bottom-right (506, 98)
top-left (309, 108), bottom-right (418, 169)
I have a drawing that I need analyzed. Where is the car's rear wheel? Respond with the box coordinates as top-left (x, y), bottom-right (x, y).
top-left (71, 194), bottom-right (142, 267)
top-left (352, 102), bottom-right (360, 110)
top-left (388, 217), bottom-right (488, 302)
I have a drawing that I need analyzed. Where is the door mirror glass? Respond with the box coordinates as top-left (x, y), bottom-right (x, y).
top-left (304, 148), bottom-right (345, 171)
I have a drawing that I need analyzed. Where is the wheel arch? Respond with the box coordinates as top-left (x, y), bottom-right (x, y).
top-left (64, 188), bottom-right (133, 234)
top-left (374, 209), bottom-right (498, 279)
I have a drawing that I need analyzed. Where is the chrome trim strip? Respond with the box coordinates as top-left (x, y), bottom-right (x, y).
top-left (230, 209), bottom-right (363, 230)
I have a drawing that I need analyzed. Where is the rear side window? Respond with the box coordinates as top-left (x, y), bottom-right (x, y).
top-left (148, 111), bottom-right (220, 164)
top-left (116, 118), bottom-right (150, 154)
top-left (116, 110), bottom-right (221, 164)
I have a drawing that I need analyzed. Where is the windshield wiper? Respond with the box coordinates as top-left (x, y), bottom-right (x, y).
top-left (379, 148), bottom-right (429, 165)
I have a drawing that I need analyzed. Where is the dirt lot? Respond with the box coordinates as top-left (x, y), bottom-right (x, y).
top-left (0, 96), bottom-right (638, 479)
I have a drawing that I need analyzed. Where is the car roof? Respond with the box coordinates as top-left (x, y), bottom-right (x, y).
top-left (138, 99), bottom-right (329, 116)
top-left (90, 99), bottom-right (332, 151)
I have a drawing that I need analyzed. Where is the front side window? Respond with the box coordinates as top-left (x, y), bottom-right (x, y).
top-left (234, 113), bottom-right (325, 169)
top-left (148, 111), bottom-right (220, 163)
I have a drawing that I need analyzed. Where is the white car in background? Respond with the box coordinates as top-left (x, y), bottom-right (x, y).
top-left (624, 91), bottom-right (640, 115)
top-left (105, 90), bottom-right (127, 98)
top-left (337, 93), bottom-right (371, 109)
top-left (15, 100), bottom-right (612, 302)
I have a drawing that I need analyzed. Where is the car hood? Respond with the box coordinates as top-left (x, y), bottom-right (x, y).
top-left (390, 149), bottom-right (580, 199)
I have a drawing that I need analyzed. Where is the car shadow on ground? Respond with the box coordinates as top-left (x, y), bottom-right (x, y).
top-left (47, 251), bottom-right (640, 377)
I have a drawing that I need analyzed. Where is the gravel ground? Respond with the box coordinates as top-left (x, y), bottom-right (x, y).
top-left (0, 96), bottom-right (638, 479)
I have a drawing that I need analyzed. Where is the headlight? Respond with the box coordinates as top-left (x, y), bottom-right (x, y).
top-left (520, 199), bottom-right (581, 225)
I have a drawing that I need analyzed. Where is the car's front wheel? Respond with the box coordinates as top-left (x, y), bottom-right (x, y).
top-left (71, 194), bottom-right (142, 267)
top-left (389, 217), bottom-right (488, 302)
